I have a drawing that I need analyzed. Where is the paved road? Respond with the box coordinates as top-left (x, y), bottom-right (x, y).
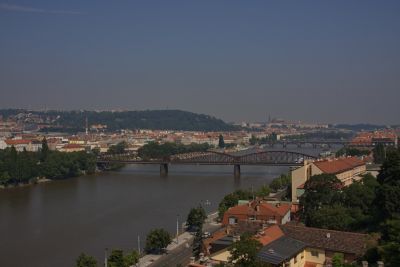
top-left (147, 213), bottom-right (222, 267)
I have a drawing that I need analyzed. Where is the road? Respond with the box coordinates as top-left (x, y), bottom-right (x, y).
top-left (148, 213), bottom-right (222, 267)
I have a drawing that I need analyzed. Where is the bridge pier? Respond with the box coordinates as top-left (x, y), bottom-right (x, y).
top-left (160, 163), bottom-right (168, 176)
top-left (234, 164), bottom-right (241, 177)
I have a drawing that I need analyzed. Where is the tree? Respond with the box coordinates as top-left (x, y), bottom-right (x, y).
top-left (108, 249), bottom-right (124, 267)
top-left (249, 135), bottom-right (257, 145)
top-left (40, 137), bottom-right (49, 162)
top-left (186, 206), bottom-right (207, 230)
top-left (307, 205), bottom-right (354, 231)
top-left (76, 253), bottom-right (97, 267)
top-left (108, 141), bottom-right (128, 154)
top-left (218, 189), bottom-right (253, 219)
top-left (123, 250), bottom-right (139, 267)
top-left (229, 233), bottom-right (263, 267)
top-left (332, 253), bottom-right (344, 267)
top-left (145, 228), bottom-right (171, 254)
top-left (256, 185), bottom-right (271, 197)
top-left (192, 226), bottom-right (203, 259)
top-left (299, 174), bottom-right (343, 226)
top-left (218, 134), bottom-right (225, 148)
top-left (373, 143), bottom-right (386, 164)
top-left (374, 149), bottom-right (400, 221)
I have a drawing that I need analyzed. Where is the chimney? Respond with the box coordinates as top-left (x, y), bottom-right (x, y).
top-left (362, 261), bottom-right (368, 267)
top-left (377, 261), bottom-right (384, 267)
top-left (326, 233), bottom-right (331, 238)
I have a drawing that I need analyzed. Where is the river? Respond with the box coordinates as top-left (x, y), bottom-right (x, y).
top-left (0, 145), bottom-right (337, 267)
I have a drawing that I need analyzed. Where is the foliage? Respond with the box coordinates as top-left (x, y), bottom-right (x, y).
top-left (269, 174), bottom-right (291, 192)
top-left (186, 206), bottom-right (207, 230)
top-left (249, 135), bottom-right (257, 145)
top-left (373, 144), bottom-right (386, 164)
top-left (307, 204), bottom-right (355, 231)
top-left (3, 109), bottom-right (239, 132)
top-left (192, 226), bottom-right (203, 259)
top-left (335, 147), bottom-right (370, 157)
top-left (108, 141), bottom-right (128, 154)
top-left (218, 134), bottom-right (225, 148)
top-left (218, 189), bottom-right (253, 219)
top-left (137, 142), bottom-right (212, 159)
top-left (108, 250), bottom-right (124, 267)
top-left (256, 185), bottom-right (271, 198)
top-left (229, 233), bottom-right (263, 267)
top-left (76, 253), bottom-right (97, 267)
top-left (145, 228), bottom-right (171, 254)
top-left (123, 250), bottom-right (139, 267)
top-left (332, 253), bottom-right (344, 267)
top-left (0, 146), bottom-right (96, 186)
top-left (299, 174), bottom-right (343, 226)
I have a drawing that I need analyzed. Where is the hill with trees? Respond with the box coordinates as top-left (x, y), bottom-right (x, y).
top-left (0, 109), bottom-right (238, 132)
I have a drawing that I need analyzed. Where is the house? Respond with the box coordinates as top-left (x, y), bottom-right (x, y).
top-left (59, 144), bottom-right (86, 152)
top-left (4, 139), bottom-right (41, 152)
top-left (222, 200), bottom-right (291, 226)
top-left (205, 225), bottom-right (285, 264)
top-left (279, 224), bottom-right (368, 267)
top-left (291, 157), bottom-right (366, 203)
top-left (258, 236), bottom-right (307, 267)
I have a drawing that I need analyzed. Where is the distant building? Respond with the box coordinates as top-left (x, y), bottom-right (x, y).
top-left (59, 144), bottom-right (86, 152)
top-left (4, 139), bottom-right (41, 152)
top-left (291, 157), bottom-right (366, 203)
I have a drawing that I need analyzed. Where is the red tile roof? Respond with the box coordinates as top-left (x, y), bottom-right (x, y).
top-left (5, 139), bottom-right (32, 145)
top-left (313, 157), bottom-right (364, 174)
top-left (256, 225), bottom-right (284, 246)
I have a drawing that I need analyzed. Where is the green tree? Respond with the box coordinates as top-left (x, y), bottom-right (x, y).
top-left (229, 233), bottom-right (263, 267)
top-left (145, 228), bottom-right (171, 254)
top-left (373, 143), bottom-right (386, 164)
top-left (332, 253), bottom-right (344, 267)
top-left (76, 253), bottom-right (97, 267)
top-left (256, 185), bottom-right (271, 197)
top-left (307, 204), bottom-right (354, 231)
top-left (108, 141), bottom-right (128, 154)
top-left (40, 137), bottom-right (49, 162)
top-left (218, 134), bottom-right (225, 148)
top-left (299, 174), bottom-right (343, 226)
top-left (249, 135), bottom-right (257, 145)
top-left (108, 249), bottom-right (124, 267)
top-left (123, 250), bottom-right (139, 267)
top-left (218, 189), bottom-right (253, 219)
top-left (186, 206), bottom-right (207, 230)
top-left (192, 226), bottom-right (203, 259)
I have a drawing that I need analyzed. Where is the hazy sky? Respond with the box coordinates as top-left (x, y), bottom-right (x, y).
top-left (1, 1), bottom-right (399, 124)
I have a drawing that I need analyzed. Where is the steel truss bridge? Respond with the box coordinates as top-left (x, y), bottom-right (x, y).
top-left (97, 150), bottom-right (316, 176)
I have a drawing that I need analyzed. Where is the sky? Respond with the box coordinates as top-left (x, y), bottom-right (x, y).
top-left (0, 1), bottom-right (399, 124)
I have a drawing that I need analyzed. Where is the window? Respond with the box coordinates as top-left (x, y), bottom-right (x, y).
top-left (228, 217), bottom-right (237, 225)
top-left (294, 255), bottom-right (298, 263)
top-left (301, 251), bottom-right (304, 259)
top-left (311, 250), bottom-right (319, 257)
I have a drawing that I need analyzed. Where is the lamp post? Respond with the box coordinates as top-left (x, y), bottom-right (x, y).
top-left (104, 248), bottom-right (108, 267)
top-left (176, 214), bottom-right (180, 244)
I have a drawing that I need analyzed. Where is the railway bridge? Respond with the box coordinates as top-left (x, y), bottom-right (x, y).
top-left (97, 150), bottom-right (316, 177)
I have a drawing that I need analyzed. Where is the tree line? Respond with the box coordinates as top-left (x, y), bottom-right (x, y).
top-left (0, 139), bottom-right (96, 186)
top-left (137, 142), bottom-right (212, 159)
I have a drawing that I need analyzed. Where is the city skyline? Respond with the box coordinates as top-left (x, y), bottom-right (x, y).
top-left (1, 1), bottom-right (400, 124)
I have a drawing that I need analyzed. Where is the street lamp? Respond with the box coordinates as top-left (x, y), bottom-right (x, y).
top-left (176, 214), bottom-right (180, 244)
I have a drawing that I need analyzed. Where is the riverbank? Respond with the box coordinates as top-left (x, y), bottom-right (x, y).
top-left (0, 177), bottom-right (52, 189)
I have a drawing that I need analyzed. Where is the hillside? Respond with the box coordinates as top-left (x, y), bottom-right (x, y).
top-left (0, 109), bottom-right (238, 132)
